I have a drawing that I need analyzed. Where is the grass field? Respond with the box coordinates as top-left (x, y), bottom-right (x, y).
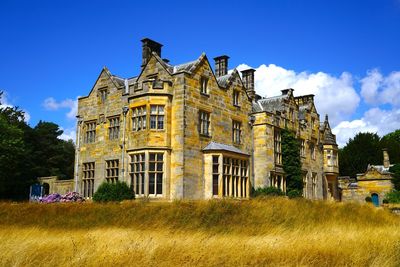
top-left (1, 198), bottom-right (399, 266)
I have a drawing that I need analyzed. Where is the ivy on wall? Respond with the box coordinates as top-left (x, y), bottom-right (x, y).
top-left (281, 129), bottom-right (303, 197)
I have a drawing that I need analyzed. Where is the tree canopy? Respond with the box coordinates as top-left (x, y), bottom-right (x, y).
top-left (339, 131), bottom-right (400, 178)
top-left (0, 91), bottom-right (75, 200)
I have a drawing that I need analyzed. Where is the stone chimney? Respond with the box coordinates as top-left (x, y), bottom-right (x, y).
top-left (141, 38), bottom-right (163, 69)
top-left (214, 55), bottom-right (229, 77)
top-left (383, 148), bottom-right (390, 168)
top-left (241, 68), bottom-right (256, 100)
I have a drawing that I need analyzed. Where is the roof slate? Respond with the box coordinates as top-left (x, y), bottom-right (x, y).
top-left (203, 141), bottom-right (249, 156)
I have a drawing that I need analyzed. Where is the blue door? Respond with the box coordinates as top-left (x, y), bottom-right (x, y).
top-left (371, 193), bottom-right (379, 207)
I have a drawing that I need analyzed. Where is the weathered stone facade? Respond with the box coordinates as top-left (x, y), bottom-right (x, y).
top-left (339, 150), bottom-right (394, 206)
top-left (74, 38), bottom-right (339, 200)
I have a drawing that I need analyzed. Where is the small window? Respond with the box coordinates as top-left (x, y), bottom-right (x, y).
top-left (300, 139), bottom-right (305, 157)
top-left (99, 88), bottom-right (108, 103)
top-left (105, 159), bottom-right (119, 183)
top-left (233, 91), bottom-right (240, 106)
top-left (200, 77), bottom-right (209, 95)
top-left (108, 117), bottom-right (120, 140)
top-left (199, 110), bottom-right (211, 136)
top-left (232, 120), bottom-right (241, 144)
top-left (150, 105), bottom-right (164, 130)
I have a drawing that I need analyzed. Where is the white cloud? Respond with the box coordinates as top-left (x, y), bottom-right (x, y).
top-left (236, 64), bottom-right (360, 126)
top-left (333, 107), bottom-right (400, 147)
top-left (43, 97), bottom-right (77, 120)
top-left (59, 126), bottom-right (76, 142)
top-left (361, 69), bottom-right (400, 106)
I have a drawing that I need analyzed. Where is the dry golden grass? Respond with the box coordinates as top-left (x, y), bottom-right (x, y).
top-left (0, 198), bottom-right (399, 266)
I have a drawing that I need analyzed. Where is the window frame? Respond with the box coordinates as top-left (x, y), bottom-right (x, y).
top-left (84, 121), bottom-right (96, 144)
top-left (233, 90), bottom-right (240, 107)
top-left (105, 159), bottom-right (119, 183)
top-left (150, 105), bottom-right (165, 130)
top-left (108, 116), bottom-right (120, 140)
top-left (132, 106), bottom-right (147, 131)
top-left (200, 76), bottom-right (209, 96)
top-left (199, 110), bottom-right (211, 137)
top-left (232, 120), bottom-right (241, 144)
top-left (82, 162), bottom-right (95, 198)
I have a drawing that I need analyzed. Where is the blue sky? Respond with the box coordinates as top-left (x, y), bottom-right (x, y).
top-left (1, 0), bottom-right (400, 145)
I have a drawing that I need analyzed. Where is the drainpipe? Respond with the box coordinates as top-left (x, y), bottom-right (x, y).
top-left (249, 114), bottom-right (256, 194)
top-left (121, 106), bottom-right (129, 182)
top-left (74, 117), bottom-right (82, 193)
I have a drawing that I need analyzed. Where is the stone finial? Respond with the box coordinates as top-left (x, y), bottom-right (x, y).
top-left (383, 149), bottom-right (390, 168)
top-left (214, 55), bottom-right (229, 77)
top-left (141, 38), bottom-right (163, 69)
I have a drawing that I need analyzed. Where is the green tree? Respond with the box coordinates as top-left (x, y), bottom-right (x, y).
top-left (339, 132), bottom-right (382, 178)
top-left (389, 164), bottom-right (400, 191)
top-left (281, 129), bottom-right (303, 196)
top-left (0, 92), bottom-right (33, 199)
top-left (30, 121), bottom-right (75, 179)
top-left (0, 91), bottom-right (76, 200)
top-left (381, 130), bottom-right (400, 164)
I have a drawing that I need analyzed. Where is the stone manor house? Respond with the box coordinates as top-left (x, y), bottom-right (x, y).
top-left (72, 38), bottom-right (339, 200)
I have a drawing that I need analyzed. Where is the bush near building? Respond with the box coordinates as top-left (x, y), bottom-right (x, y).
top-left (92, 181), bottom-right (135, 202)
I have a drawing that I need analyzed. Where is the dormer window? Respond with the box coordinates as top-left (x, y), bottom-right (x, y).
top-left (200, 77), bottom-right (209, 95)
top-left (233, 90), bottom-right (240, 107)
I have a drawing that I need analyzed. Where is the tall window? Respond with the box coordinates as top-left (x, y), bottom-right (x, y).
top-left (274, 130), bottom-right (282, 165)
top-left (199, 110), bottom-right (210, 136)
top-left (130, 153), bottom-right (145, 196)
top-left (150, 105), bottom-right (164, 130)
top-left (233, 90), bottom-right (240, 106)
top-left (300, 139), bottom-right (306, 157)
top-left (99, 88), bottom-right (107, 103)
top-left (132, 106), bottom-right (147, 131)
top-left (310, 142), bottom-right (316, 160)
top-left (312, 173), bottom-right (317, 197)
top-left (82, 162), bottom-right (95, 198)
top-left (200, 77), bottom-right (208, 95)
top-left (108, 117), bottom-right (120, 140)
top-left (105, 159), bottom-right (119, 183)
top-left (212, 156), bottom-right (219, 196)
top-left (222, 157), bottom-right (248, 197)
top-left (327, 150), bottom-right (338, 166)
top-left (149, 153), bottom-right (163, 195)
top-left (84, 121), bottom-right (96, 144)
top-left (232, 120), bottom-right (241, 144)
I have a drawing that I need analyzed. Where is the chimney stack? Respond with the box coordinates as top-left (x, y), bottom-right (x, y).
top-left (141, 38), bottom-right (163, 69)
top-left (214, 55), bottom-right (229, 77)
top-left (241, 68), bottom-right (256, 100)
top-left (383, 149), bottom-right (390, 168)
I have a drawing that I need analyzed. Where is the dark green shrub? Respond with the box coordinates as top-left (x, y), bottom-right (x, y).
top-left (287, 189), bottom-right (303, 199)
top-left (253, 186), bottom-right (285, 197)
top-left (365, 196), bottom-right (372, 202)
top-left (383, 199), bottom-right (389, 204)
top-left (93, 181), bottom-right (135, 202)
top-left (385, 190), bottom-right (400, 203)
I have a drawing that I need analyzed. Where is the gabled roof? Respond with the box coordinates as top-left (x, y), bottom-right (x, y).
top-left (203, 141), bottom-right (249, 156)
top-left (80, 67), bottom-right (125, 99)
top-left (216, 69), bottom-right (243, 89)
top-left (173, 53), bottom-right (206, 74)
top-left (255, 94), bottom-right (288, 113)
